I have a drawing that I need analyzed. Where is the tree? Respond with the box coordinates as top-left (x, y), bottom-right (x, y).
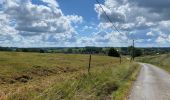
top-left (134, 48), bottom-right (142, 57)
top-left (67, 48), bottom-right (73, 53)
top-left (108, 48), bottom-right (120, 57)
top-left (22, 48), bottom-right (29, 52)
top-left (128, 46), bottom-right (142, 57)
top-left (40, 49), bottom-right (45, 53)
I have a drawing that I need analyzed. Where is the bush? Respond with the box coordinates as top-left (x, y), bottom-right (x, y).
top-left (134, 48), bottom-right (142, 57)
top-left (40, 49), bottom-right (45, 53)
top-left (108, 48), bottom-right (120, 57)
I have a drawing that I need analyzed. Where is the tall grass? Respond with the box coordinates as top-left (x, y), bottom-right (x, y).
top-left (0, 52), bottom-right (140, 100)
top-left (137, 54), bottom-right (170, 73)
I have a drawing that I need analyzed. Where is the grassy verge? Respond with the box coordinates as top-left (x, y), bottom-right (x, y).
top-left (34, 63), bottom-right (140, 100)
top-left (137, 54), bottom-right (170, 73)
top-left (112, 63), bottom-right (141, 100)
top-left (0, 52), bottom-right (140, 100)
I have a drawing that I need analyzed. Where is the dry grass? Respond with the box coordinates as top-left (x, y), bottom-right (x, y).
top-left (0, 51), bottom-right (140, 100)
top-left (137, 54), bottom-right (170, 73)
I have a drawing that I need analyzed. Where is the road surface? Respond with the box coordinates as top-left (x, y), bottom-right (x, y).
top-left (128, 63), bottom-right (170, 100)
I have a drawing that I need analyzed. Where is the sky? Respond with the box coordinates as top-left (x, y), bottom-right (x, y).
top-left (0, 0), bottom-right (170, 47)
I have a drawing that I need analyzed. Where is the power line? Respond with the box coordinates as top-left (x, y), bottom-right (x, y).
top-left (135, 41), bottom-right (170, 43)
top-left (95, 0), bottom-right (123, 36)
top-left (95, 0), bottom-right (170, 46)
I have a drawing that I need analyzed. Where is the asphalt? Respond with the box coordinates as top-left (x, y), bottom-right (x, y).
top-left (128, 63), bottom-right (170, 100)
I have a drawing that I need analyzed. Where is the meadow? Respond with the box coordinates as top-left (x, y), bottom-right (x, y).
top-left (0, 51), bottom-right (140, 100)
top-left (137, 54), bottom-right (170, 73)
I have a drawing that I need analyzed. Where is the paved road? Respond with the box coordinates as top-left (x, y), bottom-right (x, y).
top-left (128, 63), bottom-right (170, 100)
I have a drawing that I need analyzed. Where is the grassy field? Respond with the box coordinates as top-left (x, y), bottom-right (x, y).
top-left (0, 51), bottom-right (140, 100)
top-left (137, 54), bottom-right (170, 73)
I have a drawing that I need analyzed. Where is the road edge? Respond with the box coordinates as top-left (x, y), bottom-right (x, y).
top-left (125, 62), bottom-right (142, 100)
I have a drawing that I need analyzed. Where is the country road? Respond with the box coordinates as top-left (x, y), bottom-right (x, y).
top-left (128, 63), bottom-right (170, 100)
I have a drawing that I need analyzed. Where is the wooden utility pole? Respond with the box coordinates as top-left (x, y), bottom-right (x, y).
top-left (130, 40), bottom-right (135, 62)
top-left (88, 54), bottom-right (92, 73)
top-left (132, 40), bottom-right (135, 61)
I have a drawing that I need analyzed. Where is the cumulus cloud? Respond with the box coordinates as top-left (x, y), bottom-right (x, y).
top-left (1, 0), bottom-right (170, 47)
top-left (41, 0), bottom-right (59, 8)
top-left (94, 2), bottom-right (125, 23)
top-left (94, 0), bottom-right (170, 46)
top-left (0, 0), bottom-right (83, 47)
top-left (76, 30), bottom-right (129, 47)
top-left (146, 32), bottom-right (154, 36)
top-left (4, 0), bottom-right (71, 34)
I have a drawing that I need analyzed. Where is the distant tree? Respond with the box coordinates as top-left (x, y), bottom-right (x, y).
top-left (108, 48), bottom-right (120, 57)
top-left (134, 48), bottom-right (142, 57)
top-left (67, 48), bottom-right (73, 53)
top-left (16, 48), bottom-right (22, 52)
top-left (128, 46), bottom-right (142, 57)
top-left (40, 49), bottom-right (45, 53)
top-left (120, 47), bottom-right (128, 55)
top-left (0, 47), bottom-right (13, 51)
top-left (22, 48), bottom-right (29, 52)
top-left (128, 46), bottom-right (133, 55)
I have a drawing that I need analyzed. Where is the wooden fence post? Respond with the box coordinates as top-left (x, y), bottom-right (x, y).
top-left (88, 54), bottom-right (92, 73)
top-left (120, 56), bottom-right (121, 64)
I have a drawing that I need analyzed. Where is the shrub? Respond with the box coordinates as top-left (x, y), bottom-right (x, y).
top-left (108, 48), bottom-right (120, 57)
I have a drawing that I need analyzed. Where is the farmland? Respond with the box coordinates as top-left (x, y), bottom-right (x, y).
top-left (0, 51), bottom-right (140, 100)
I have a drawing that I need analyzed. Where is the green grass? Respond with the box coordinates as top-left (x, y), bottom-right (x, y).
top-left (0, 51), bottom-right (140, 100)
top-left (137, 54), bottom-right (170, 73)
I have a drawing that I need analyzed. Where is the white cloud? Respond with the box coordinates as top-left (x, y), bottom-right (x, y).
top-left (76, 30), bottom-right (129, 47)
top-left (159, 20), bottom-right (170, 28)
top-left (94, 0), bottom-right (170, 46)
top-left (0, 0), bottom-right (84, 47)
top-left (146, 32), bottom-right (154, 36)
top-left (94, 3), bottom-right (125, 23)
top-left (66, 15), bottom-right (83, 24)
top-left (41, 0), bottom-right (59, 8)
top-left (80, 25), bottom-right (94, 32)
top-left (1, 0), bottom-right (170, 47)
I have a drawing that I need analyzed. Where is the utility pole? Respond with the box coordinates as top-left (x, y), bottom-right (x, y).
top-left (130, 40), bottom-right (135, 62)
top-left (132, 40), bottom-right (135, 61)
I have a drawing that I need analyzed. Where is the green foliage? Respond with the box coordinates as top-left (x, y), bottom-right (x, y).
top-left (39, 49), bottom-right (45, 53)
top-left (108, 48), bottom-right (120, 57)
top-left (1, 47), bottom-right (170, 56)
top-left (67, 48), bottom-right (73, 53)
top-left (134, 48), bottom-right (142, 57)
top-left (128, 46), bottom-right (142, 57)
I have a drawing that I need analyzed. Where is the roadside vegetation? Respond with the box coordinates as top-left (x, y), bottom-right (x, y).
top-left (137, 54), bottom-right (170, 73)
top-left (0, 51), bottom-right (140, 100)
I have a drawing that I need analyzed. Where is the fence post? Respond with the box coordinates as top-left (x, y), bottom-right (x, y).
top-left (120, 56), bottom-right (121, 64)
top-left (88, 54), bottom-right (92, 73)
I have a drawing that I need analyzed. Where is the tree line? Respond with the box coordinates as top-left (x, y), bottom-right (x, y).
top-left (0, 46), bottom-right (170, 57)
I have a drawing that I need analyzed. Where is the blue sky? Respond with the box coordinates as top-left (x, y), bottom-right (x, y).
top-left (58, 0), bottom-right (102, 22)
top-left (0, 0), bottom-right (170, 47)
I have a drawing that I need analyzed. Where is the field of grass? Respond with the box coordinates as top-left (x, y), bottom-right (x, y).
top-left (0, 51), bottom-right (140, 100)
top-left (137, 54), bottom-right (170, 73)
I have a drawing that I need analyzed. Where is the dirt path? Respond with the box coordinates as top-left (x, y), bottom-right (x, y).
top-left (128, 63), bottom-right (170, 100)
